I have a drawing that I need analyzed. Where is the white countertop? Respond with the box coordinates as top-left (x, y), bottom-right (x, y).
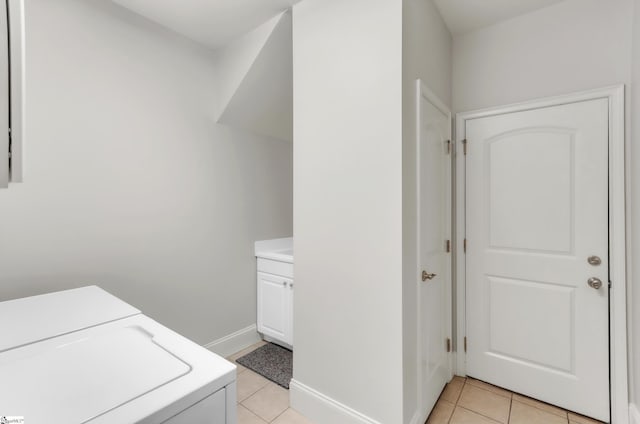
top-left (255, 237), bottom-right (293, 263)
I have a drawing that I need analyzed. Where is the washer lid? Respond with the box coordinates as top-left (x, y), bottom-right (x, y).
top-left (0, 324), bottom-right (192, 423)
top-left (0, 286), bottom-right (140, 352)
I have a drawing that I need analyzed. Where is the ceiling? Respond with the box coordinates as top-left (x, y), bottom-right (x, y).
top-left (433, 0), bottom-right (566, 35)
top-left (111, 0), bottom-right (301, 48)
top-left (111, 0), bottom-right (569, 49)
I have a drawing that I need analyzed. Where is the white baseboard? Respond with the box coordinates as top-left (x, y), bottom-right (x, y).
top-left (289, 379), bottom-right (383, 424)
top-left (203, 324), bottom-right (261, 358)
top-left (630, 404), bottom-right (640, 424)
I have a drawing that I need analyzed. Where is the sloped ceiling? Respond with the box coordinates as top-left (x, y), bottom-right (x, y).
top-left (111, 0), bottom-right (300, 48)
top-left (216, 12), bottom-right (293, 141)
top-left (215, 13), bottom-right (283, 119)
top-left (111, 1), bottom-right (294, 142)
top-left (433, 0), bottom-right (566, 35)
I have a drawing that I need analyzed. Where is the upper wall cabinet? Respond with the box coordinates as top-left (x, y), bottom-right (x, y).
top-left (214, 12), bottom-right (292, 142)
top-left (0, 0), bottom-right (25, 188)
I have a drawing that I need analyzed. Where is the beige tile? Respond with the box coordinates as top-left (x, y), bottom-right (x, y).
top-left (237, 404), bottom-right (268, 424)
top-left (567, 412), bottom-right (604, 424)
top-left (457, 384), bottom-right (511, 423)
top-left (449, 407), bottom-right (501, 424)
top-left (466, 378), bottom-right (512, 399)
top-left (452, 375), bottom-right (466, 384)
top-left (272, 408), bottom-right (314, 424)
top-left (510, 401), bottom-right (568, 424)
top-left (512, 393), bottom-right (568, 418)
top-left (242, 382), bottom-right (290, 422)
top-left (237, 369), bottom-right (270, 401)
top-left (426, 400), bottom-right (455, 423)
top-left (440, 377), bottom-right (465, 403)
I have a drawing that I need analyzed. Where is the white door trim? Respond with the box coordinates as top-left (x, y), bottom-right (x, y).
top-left (454, 85), bottom-right (628, 424)
top-left (415, 79), bottom-right (453, 423)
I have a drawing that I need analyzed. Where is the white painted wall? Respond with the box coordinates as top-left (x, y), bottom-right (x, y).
top-left (291, 0), bottom-right (404, 422)
top-left (453, 0), bottom-right (633, 112)
top-left (402, 0), bottom-right (452, 422)
top-left (453, 0), bottom-right (638, 417)
top-left (0, 0), bottom-right (293, 346)
top-left (631, 0), bottom-right (640, 411)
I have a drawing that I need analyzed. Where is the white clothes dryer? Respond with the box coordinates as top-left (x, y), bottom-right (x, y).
top-left (0, 286), bottom-right (237, 424)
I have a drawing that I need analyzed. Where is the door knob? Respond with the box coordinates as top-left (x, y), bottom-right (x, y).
top-left (588, 256), bottom-right (602, 266)
top-left (588, 277), bottom-right (603, 290)
top-left (422, 270), bottom-right (437, 281)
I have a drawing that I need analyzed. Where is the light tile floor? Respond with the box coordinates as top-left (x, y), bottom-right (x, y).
top-left (427, 376), bottom-right (605, 424)
top-left (229, 343), bottom-right (604, 424)
top-left (227, 342), bottom-right (314, 424)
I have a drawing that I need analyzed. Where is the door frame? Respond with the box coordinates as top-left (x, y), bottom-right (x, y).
top-left (416, 79), bottom-right (453, 422)
top-left (454, 85), bottom-right (628, 424)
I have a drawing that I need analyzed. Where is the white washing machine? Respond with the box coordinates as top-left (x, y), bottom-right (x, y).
top-left (0, 286), bottom-right (237, 424)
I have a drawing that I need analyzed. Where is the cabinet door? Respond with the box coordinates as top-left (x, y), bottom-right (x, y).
top-left (286, 280), bottom-right (293, 346)
top-left (257, 272), bottom-right (291, 343)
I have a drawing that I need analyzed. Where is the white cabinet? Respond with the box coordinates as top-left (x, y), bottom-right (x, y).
top-left (255, 237), bottom-right (294, 348)
top-left (257, 272), bottom-right (293, 347)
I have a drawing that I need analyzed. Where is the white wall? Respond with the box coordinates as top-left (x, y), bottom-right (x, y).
top-left (0, 0), bottom-right (293, 346)
top-left (631, 0), bottom-right (640, 411)
top-left (291, 0), bottom-right (404, 422)
top-left (452, 0), bottom-right (638, 416)
top-left (453, 0), bottom-right (633, 112)
top-left (402, 0), bottom-right (452, 422)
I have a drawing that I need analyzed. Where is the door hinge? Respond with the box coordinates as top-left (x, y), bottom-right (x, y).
top-left (463, 238), bottom-right (467, 253)
top-left (446, 139), bottom-right (451, 155)
top-left (462, 139), bottom-right (468, 155)
top-left (445, 239), bottom-right (451, 253)
top-left (464, 336), bottom-right (467, 353)
top-left (446, 338), bottom-right (451, 353)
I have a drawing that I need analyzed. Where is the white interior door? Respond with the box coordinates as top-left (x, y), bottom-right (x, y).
top-left (417, 82), bottom-right (452, 420)
top-left (465, 99), bottom-right (609, 421)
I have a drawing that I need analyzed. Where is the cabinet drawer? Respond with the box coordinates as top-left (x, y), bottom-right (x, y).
top-left (257, 258), bottom-right (293, 278)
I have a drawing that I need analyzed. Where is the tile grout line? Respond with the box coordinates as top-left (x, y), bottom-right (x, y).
top-left (240, 382), bottom-right (271, 405)
top-left (455, 378), bottom-right (466, 403)
top-left (512, 396), bottom-right (575, 420)
top-left (447, 377), bottom-right (600, 424)
top-left (458, 378), bottom-right (505, 423)
top-left (446, 378), bottom-right (466, 424)
top-left (238, 373), bottom-right (271, 404)
top-left (457, 405), bottom-right (503, 423)
top-left (270, 406), bottom-right (290, 423)
top-left (239, 403), bottom-right (268, 424)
